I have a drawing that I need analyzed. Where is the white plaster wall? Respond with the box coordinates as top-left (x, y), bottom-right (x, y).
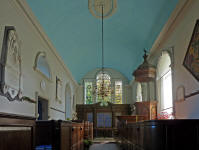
top-left (149, 0), bottom-right (199, 119)
top-left (0, 95), bottom-right (35, 117)
top-left (124, 85), bottom-right (132, 104)
top-left (130, 80), bottom-right (137, 103)
top-left (49, 109), bottom-right (65, 120)
top-left (76, 85), bottom-right (84, 104)
top-left (0, 0), bottom-right (79, 119)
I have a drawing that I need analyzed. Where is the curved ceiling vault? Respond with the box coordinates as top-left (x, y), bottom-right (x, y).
top-left (26, 0), bottom-right (179, 82)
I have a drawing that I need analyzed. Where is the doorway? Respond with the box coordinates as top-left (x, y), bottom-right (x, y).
top-left (38, 97), bottom-right (48, 120)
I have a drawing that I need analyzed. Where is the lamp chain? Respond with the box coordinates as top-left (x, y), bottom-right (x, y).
top-left (102, 5), bottom-right (104, 73)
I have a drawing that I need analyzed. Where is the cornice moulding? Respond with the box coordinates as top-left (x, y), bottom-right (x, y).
top-left (149, 0), bottom-right (192, 59)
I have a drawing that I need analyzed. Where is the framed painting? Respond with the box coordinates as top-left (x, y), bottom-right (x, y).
top-left (183, 20), bottom-right (199, 81)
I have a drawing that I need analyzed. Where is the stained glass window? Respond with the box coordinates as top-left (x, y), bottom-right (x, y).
top-left (83, 72), bottom-right (124, 105)
top-left (115, 81), bottom-right (122, 104)
top-left (85, 82), bottom-right (93, 104)
top-left (96, 73), bottom-right (111, 103)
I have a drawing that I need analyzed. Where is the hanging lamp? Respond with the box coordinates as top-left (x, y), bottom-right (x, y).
top-left (93, 5), bottom-right (113, 106)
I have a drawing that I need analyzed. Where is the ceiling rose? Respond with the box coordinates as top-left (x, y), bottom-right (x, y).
top-left (88, 0), bottom-right (117, 18)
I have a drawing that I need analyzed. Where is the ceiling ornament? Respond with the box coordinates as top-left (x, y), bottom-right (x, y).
top-left (88, 0), bottom-right (117, 18)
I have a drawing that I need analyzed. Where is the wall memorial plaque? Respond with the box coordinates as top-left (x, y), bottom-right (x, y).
top-left (0, 26), bottom-right (23, 101)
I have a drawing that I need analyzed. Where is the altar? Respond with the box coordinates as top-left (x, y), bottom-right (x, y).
top-left (76, 102), bottom-right (131, 137)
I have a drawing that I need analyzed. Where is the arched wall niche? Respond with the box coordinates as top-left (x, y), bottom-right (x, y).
top-left (34, 51), bottom-right (52, 80)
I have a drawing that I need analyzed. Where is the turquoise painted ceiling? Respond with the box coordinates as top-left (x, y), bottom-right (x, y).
top-left (26, 0), bottom-right (178, 82)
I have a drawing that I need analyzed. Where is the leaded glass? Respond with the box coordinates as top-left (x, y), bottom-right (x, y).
top-left (115, 81), bottom-right (122, 104)
top-left (85, 82), bottom-right (93, 104)
top-left (96, 73), bottom-right (111, 103)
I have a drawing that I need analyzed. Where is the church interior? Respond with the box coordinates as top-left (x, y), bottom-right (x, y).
top-left (1, 0), bottom-right (199, 150)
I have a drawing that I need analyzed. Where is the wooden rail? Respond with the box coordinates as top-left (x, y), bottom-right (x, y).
top-left (50, 107), bottom-right (65, 114)
top-left (185, 90), bottom-right (199, 99)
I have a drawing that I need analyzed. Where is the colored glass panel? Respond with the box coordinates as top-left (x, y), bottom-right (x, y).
top-left (96, 73), bottom-right (111, 103)
top-left (85, 82), bottom-right (93, 104)
top-left (115, 81), bottom-right (122, 104)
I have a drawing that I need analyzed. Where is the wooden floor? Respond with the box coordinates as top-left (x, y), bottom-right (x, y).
top-left (89, 143), bottom-right (121, 150)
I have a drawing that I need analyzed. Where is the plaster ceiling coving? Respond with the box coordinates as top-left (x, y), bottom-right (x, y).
top-left (88, 0), bottom-right (117, 18)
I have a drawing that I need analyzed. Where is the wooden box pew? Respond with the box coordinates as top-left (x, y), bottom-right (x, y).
top-left (36, 120), bottom-right (84, 150)
top-left (118, 119), bottom-right (199, 150)
top-left (69, 121), bottom-right (84, 150)
top-left (83, 121), bottom-right (93, 140)
top-left (88, 122), bottom-right (93, 140)
top-left (0, 113), bottom-right (36, 150)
